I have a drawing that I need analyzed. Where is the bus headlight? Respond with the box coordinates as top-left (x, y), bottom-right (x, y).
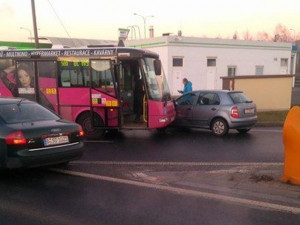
top-left (159, 118), bottom-right (169, 123)
top-left (163, 107), bottom-right (167, 115)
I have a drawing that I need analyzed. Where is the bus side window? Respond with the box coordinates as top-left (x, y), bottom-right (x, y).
top-left (70, 69), bottom-right (83, 86)
top-left (91, 60), bottom-right (115, 96)
top-left (59, 60), bottom-right (88, 87)
top-left (60, 70), bottom-right (71, 87)
top-left (83, 68), bottom-right (90, 86)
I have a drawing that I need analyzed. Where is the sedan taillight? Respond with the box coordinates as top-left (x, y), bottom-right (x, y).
top-left (5, 131), bottom-right (27, 145)
top-left (79, 131), bottom-right (85, 137)
top-left (230, 106), bottom-right (239, 118)
top-left (78, 126), bottom-right (85, 137)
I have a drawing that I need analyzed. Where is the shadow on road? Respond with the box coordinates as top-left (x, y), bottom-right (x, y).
top-left (95, 127), bottom-right (255, 143)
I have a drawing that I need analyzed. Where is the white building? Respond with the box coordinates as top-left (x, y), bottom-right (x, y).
top-left (126, 36), bottom-right (294, 95)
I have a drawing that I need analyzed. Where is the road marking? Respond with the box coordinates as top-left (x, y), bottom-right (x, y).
top-left (71, 161), bottom-right (283, 167)
top-left (50, 168), bottom-right (300, 214)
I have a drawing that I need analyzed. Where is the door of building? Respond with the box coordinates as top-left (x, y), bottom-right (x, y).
top-left (206, 67), bottom-right (217, 89)
top-left (172, 68), bottom-right (183, 95)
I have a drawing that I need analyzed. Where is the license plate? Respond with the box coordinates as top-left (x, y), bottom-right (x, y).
top-left (43, 136), bottom-right (69, 146)
top-left (244, 108), bottom-right (255, 114)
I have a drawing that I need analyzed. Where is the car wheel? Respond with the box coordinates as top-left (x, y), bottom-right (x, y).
top-left (157, 127), bottom-right (168, 133)
top-left (77, 112), bottom-right (105, 140)
top-left (211, 118), bottom-right (229, 137)
top-left (237, 128), bottom-right (251, 134)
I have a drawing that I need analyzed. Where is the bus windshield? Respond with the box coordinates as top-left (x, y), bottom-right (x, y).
top-left (142, 57), bottom-right (171, 101)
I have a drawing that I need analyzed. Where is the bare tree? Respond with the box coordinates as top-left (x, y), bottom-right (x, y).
top-left (243, 30), bottom-right (253, 40)
top-left (273, 24), bottom-right (293, 42)
top-left (256, 31), bottom-right (271, 41)
top-left (233, 31), bottom-right (239, 40)
top-left (216, 33), bottom-right (222, 39)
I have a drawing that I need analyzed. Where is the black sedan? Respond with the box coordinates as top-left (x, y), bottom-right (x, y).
top-left (0, 97), bottom-right (85, 169)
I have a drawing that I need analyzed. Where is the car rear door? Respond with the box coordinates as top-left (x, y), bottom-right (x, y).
top-left (174, 92), bottom-right (198, 127)
top-left (192, 92), bottom-right (221, 127)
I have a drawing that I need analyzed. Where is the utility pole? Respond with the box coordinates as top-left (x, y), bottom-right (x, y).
top-left (31, 0), bottom-right (39, 48)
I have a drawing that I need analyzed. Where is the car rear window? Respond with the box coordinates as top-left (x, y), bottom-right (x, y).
top-left (0, 102), bottom-right (60, 124)
top-left (228, 92), bottom-right (251, 104)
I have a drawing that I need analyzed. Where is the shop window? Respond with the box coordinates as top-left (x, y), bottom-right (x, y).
top-left (173, 57), bottom-right (183, 67)
top-left (207, 58), bottom-right (216, 67)
top-left (255, 66), bottom-right (264, 75)
top-left (280, 58), bottom-right (288, 67)
top-left (228, 66), bottom-right (236, 77)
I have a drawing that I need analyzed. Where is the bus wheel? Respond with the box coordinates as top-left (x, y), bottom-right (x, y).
top-left (157, 127), bottom-right (168, 133)
top-left (77, 113), bottom-right (105, 140)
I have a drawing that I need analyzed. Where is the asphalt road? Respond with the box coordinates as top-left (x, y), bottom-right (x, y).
top-left (1, 169), bottom-right (300, 225)
top-left (2, 127), bottom-right (299, 225)
top-left (82, 127), bottom-right (284, 163)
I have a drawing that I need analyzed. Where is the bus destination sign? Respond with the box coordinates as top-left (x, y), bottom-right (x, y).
top-left (0, 49), bottom-right (117, 58)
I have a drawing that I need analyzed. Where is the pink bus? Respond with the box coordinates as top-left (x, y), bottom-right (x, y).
top-left (0, 47), bottom-right (175, 139)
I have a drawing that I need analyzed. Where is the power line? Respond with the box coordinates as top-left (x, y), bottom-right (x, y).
top-left (46, 0), bottom-right (73, 40)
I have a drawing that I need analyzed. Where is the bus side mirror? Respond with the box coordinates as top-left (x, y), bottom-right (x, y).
top-left (154, 59), bottom-right (162, 75)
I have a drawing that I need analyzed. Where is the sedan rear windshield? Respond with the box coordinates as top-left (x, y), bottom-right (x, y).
top-left (0, 102), bottom-right (60, 124)
top-left (228, 92), bottom-right (251, 104)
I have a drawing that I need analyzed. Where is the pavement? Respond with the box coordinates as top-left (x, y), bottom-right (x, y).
top-left (125, 163), bottom-right (300, 211)
top-left (292, 87), bottom-right (300, 106)
top-left (53, 160), bottom-right (300, 216)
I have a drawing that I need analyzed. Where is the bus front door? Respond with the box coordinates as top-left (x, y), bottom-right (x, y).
top-left (118, 60), bottom-right (147, 129)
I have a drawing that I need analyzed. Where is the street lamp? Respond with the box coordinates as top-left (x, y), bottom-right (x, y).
top-left (127, 25), bottom-right (141, 40)
top-left (133, 13), bottom-right (154, 39)
top-left (20, 27), bottom-right (33, 42)
top-left (20, 27), bottom-right (40, 42)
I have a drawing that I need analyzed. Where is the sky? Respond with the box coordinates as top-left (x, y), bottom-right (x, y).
top-left (0, 0), bottom-right (299, 42)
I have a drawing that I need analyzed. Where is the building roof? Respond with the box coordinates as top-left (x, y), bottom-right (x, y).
top-left (126, 36), bottom-right (292, 51)
top-left (42, 36), bottom-right (117, 48)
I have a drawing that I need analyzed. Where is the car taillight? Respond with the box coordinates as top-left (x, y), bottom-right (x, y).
top-left (78, 126), bottom-right (85, 137)
top-left (5, 131), bottom-right (27, 145)
top-left (79, 131), bottom-right (85, 137)
top-left (231, 106), bottom-right (239, 118)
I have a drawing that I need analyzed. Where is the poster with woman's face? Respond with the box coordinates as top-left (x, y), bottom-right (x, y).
top-left (16, 62), bottom-right (35, 95)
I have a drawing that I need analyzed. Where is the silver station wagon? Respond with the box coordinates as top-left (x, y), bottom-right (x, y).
top-left (173, 90), bottom-right (257, 136)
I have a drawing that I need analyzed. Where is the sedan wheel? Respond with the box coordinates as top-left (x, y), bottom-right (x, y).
top-left (211, 119), bottom-right (229, 137)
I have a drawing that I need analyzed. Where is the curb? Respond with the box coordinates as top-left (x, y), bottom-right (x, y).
top-left (255, 122), bottom-right (284, 127)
